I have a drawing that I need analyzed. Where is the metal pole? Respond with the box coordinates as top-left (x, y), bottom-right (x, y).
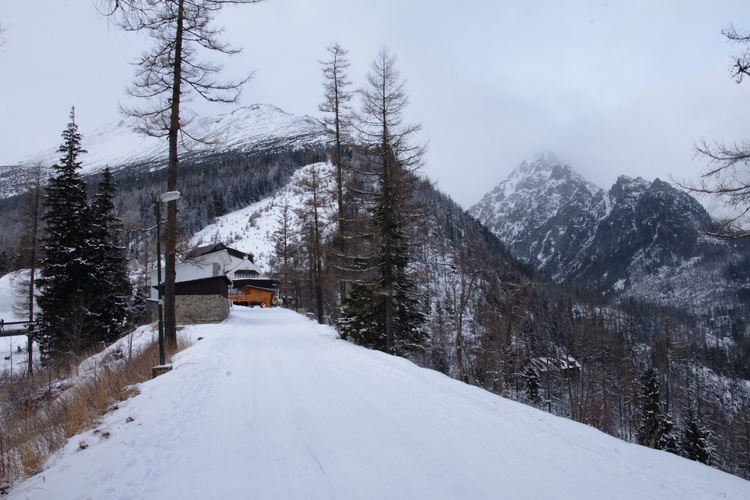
top-left (156, 200), bottom-right (166, 366)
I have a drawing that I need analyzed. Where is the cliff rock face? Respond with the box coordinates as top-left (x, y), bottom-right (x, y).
top-left (470, 153), bottom-right (607, 281)
top-left (470, 153), bottom-right (749, 310)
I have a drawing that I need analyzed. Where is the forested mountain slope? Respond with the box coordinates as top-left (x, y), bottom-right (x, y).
top-left (0, 104), bottom-right (330, 197)
top-left (0, 105), bottom-right (333, 268)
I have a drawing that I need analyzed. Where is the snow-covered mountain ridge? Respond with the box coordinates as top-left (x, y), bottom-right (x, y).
top-left (470, 153), bottom-right (750, 310)
top-left (470, 153), bottom-right (609, 265)
top-left (0, 104), bottom-right (331, 198)
top-left (20, 104), bottom-right (328, 172)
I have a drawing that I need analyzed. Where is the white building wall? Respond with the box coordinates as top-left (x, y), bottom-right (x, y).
top-left (146, 249), bottom-right (267, 299)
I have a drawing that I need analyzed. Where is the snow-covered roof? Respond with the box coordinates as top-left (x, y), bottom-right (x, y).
top-left (192, 242), bottom-right (254, 263)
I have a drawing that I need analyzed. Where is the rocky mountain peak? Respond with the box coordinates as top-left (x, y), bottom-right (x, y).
top-left (470, 154), bottom-right (749, 311)
top-left (609, 175), bottom-right (650, 204)
top-left (509, 152), bottom-right (577, 185)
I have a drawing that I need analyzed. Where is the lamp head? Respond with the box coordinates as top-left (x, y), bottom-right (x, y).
top-left (159, 191), bottom-right (181, 203)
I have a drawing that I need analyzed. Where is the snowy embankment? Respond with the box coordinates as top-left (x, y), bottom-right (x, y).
top-left (10, 307), bottom-right (750, 499)
top-left (0, 270), bottom-right (32, 374)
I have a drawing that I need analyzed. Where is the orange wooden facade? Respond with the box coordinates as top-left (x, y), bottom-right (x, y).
top-left (228, 286), bottom-right (275, 306)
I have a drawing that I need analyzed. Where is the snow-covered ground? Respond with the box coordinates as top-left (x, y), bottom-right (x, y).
top-left (0, 270), bottom-right (34, 374)
top-left (191, 162), bottom-right (337, 272)
top-left (0, 270), bottom-right (25, 323)
top-left (9, 307), bottom-right (750, 499)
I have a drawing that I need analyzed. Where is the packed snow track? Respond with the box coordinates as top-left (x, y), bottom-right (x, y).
top-left (12, 307), bottom-right (750, 499)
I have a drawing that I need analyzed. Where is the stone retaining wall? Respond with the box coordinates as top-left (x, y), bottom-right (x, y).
top-left (176, 295), bottom-right (231, 324)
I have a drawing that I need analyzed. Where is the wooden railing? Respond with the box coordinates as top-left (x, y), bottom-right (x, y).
top-left (0, 320), bottom-right (37, 338)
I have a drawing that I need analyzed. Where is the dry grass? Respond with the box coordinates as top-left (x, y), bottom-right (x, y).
top-left (0, 330), bottom-right (194, 492)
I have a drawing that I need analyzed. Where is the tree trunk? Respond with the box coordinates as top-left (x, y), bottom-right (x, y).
top-left (164, 0), bottom-right (184, 350)
top-left (27, 166), bottom-right (42, 377)
top-left (455, 311), bottom-right (467, 383)
top-left (312, 172), bottom-right (324, 324)
top-left (335, 103), bottom-right (347, 305)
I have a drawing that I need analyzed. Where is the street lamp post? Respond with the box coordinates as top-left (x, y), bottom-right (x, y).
top-left (156, 191), bottom-right (181, 368)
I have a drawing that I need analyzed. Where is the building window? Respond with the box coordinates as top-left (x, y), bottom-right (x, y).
top-left (235, 269), bottom-right (259, 278)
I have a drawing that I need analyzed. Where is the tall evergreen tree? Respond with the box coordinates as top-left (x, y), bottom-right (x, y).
top-left (37, 112), bottom-right (133, 365)
top-left (637, 368), bottom-right (676, 451)
top-left (525, 365), bottom-right (541, 405)
top-left (88, 167), bottom-right (133, 342)
top-left (37, 108), bottom-right (95, 363)
top-left (338, 47), bottom-right (427, 355)
top-left (637, 368), bottom-right (663, 447)
top-left (680, 409), bottom-right (712, 464)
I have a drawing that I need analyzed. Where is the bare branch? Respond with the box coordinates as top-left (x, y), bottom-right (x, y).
top-left (678, 25), bottom-right (750, 239)
top-left (100, 0), bottom-right (260, 138)
top-left (723, 24), bottom-right (750, 83)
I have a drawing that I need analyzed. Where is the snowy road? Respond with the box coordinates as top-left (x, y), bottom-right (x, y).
top-left (12, 307), bottom-right (750, 499)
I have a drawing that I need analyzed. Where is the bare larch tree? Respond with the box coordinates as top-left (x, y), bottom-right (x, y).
top-left (99, 0), bottom-right (262, 348)
top-left (319, 42), bottom-right (353, 255)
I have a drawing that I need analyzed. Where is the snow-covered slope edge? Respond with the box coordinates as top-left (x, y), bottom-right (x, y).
top-left (10, 307), bottom-right (750, 499)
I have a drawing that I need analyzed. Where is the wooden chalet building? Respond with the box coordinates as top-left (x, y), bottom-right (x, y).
top-left (148, 243), bottom-right (278, 307)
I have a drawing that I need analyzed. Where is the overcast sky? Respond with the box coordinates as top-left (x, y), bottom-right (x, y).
top-left (2, 1), bottom-right (750, 209)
